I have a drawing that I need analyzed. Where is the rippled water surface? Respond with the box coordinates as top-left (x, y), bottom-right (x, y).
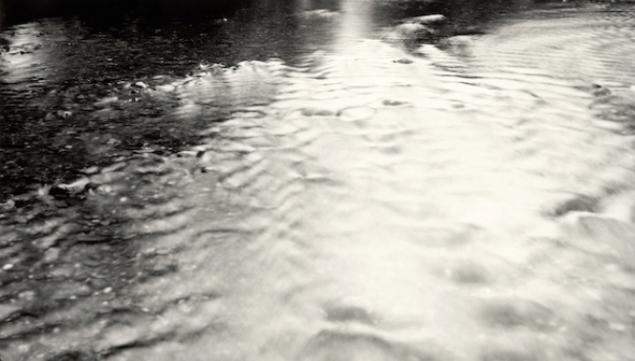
top-left (2, 1), bottom-right (635, 360)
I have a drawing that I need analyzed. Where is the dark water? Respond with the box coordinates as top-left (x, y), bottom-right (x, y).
top-left (2, 0), bottom-right (635, 360)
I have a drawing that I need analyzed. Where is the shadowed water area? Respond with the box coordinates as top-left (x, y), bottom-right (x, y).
top-left (2, 0), bottom-right (635, 360)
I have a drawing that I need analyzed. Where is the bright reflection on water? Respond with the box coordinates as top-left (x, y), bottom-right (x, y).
top-left (2, 1), bottom-right (635, 360)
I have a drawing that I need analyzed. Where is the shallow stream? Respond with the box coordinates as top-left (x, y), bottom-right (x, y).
top-left (2, 1), bottom-right (635, 360)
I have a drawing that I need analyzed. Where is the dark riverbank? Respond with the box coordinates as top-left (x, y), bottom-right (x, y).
top-left (0, 0), bottom-right (245, 26)
top-left (0, 0), bottom-right (550, 30)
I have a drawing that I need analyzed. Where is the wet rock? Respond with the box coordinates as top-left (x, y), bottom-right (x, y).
top-left (447, 262), bottom-right (491, 285)
top-left (393, 58), bottom-right (413, 64)
top-left (0, 199), bottom-right (16, 211)
top-left (298, 330), bottom-right (449, 361)
top-left (156, 84), bottom-right (176, 92)
top-left (0, 303), bottom-right (20, 322)
top-left (591, 83), bottom-right (612, 97)
top-left (396, 22), bottom-right (433, 37)
top-left (52, 282), bottom-right (93, 301)
top-left (324, 304), bottom-right (375, 325)
top-left (75, 232), bottom-right (110, 244)
top-left (18, 290), bottom-right (36, 302)
top-left (56, 110), bottom-right (73, 119)
top-left (133, 81), bottom-right (149, 89)
top-left (301, 108), bottom-right (335, 117)
top-left (409, 14), bottom-right (447, 24)
top-left (452, 25), bottom-right (486, 36)
top-left (94, 96), bottom-right (119, 107)
top-left (195, 150), bottom-right (207, 158)
top-left (573, 215), bottom-right (635, 262)
top-left (44, 247), bottom-right (61, 263)
top-left (58, 178), bottom-right (91, 193)
top-left (550, 195), bottom-right (597, 217)
top-left (51, 178), bottom-right (100, 199)
top-left (45, 350), bottom-right (99, 361)
top-left (481, 348), bottom-right (539, 361)
top-left (480, 299), bottom-right (559, 331)
top-left (81, 166), bottom-right (100, 175)
top-left (47, 185), bottom-right (72, 199)
top-left (302, 9), bottom-right (340, 20)
top-left (97, 324), bottom-right (144, 351)
top-left (383, 100), bottom-right (407, 106)
top-left (437, 36), bottom-right (474, 56)
top-left (49, 265), bottom-right (75, 278)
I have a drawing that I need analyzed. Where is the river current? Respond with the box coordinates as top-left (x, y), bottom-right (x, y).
top-left (2, 1), bottom-right (635, 360)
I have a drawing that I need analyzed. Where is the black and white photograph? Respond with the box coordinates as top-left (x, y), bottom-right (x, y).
top-left (1, 0), bottom-right (635, 360)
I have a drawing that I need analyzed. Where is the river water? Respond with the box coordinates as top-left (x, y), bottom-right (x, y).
top-left (2, 0), bottom-right (635, 360)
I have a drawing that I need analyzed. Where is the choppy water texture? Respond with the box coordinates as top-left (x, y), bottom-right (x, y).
top-left (2, 0), bottom-right (635, 360)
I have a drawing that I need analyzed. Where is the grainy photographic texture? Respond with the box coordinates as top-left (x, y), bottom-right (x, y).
top-left (1, 0), bottom-right (635, 360)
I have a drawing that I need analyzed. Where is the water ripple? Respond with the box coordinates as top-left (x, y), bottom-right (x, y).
top-left (4, 2), bottom-right (635, 361)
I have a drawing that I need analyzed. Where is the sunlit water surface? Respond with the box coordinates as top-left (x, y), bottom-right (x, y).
top-left (2, 1), bottom-right (635, 360)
